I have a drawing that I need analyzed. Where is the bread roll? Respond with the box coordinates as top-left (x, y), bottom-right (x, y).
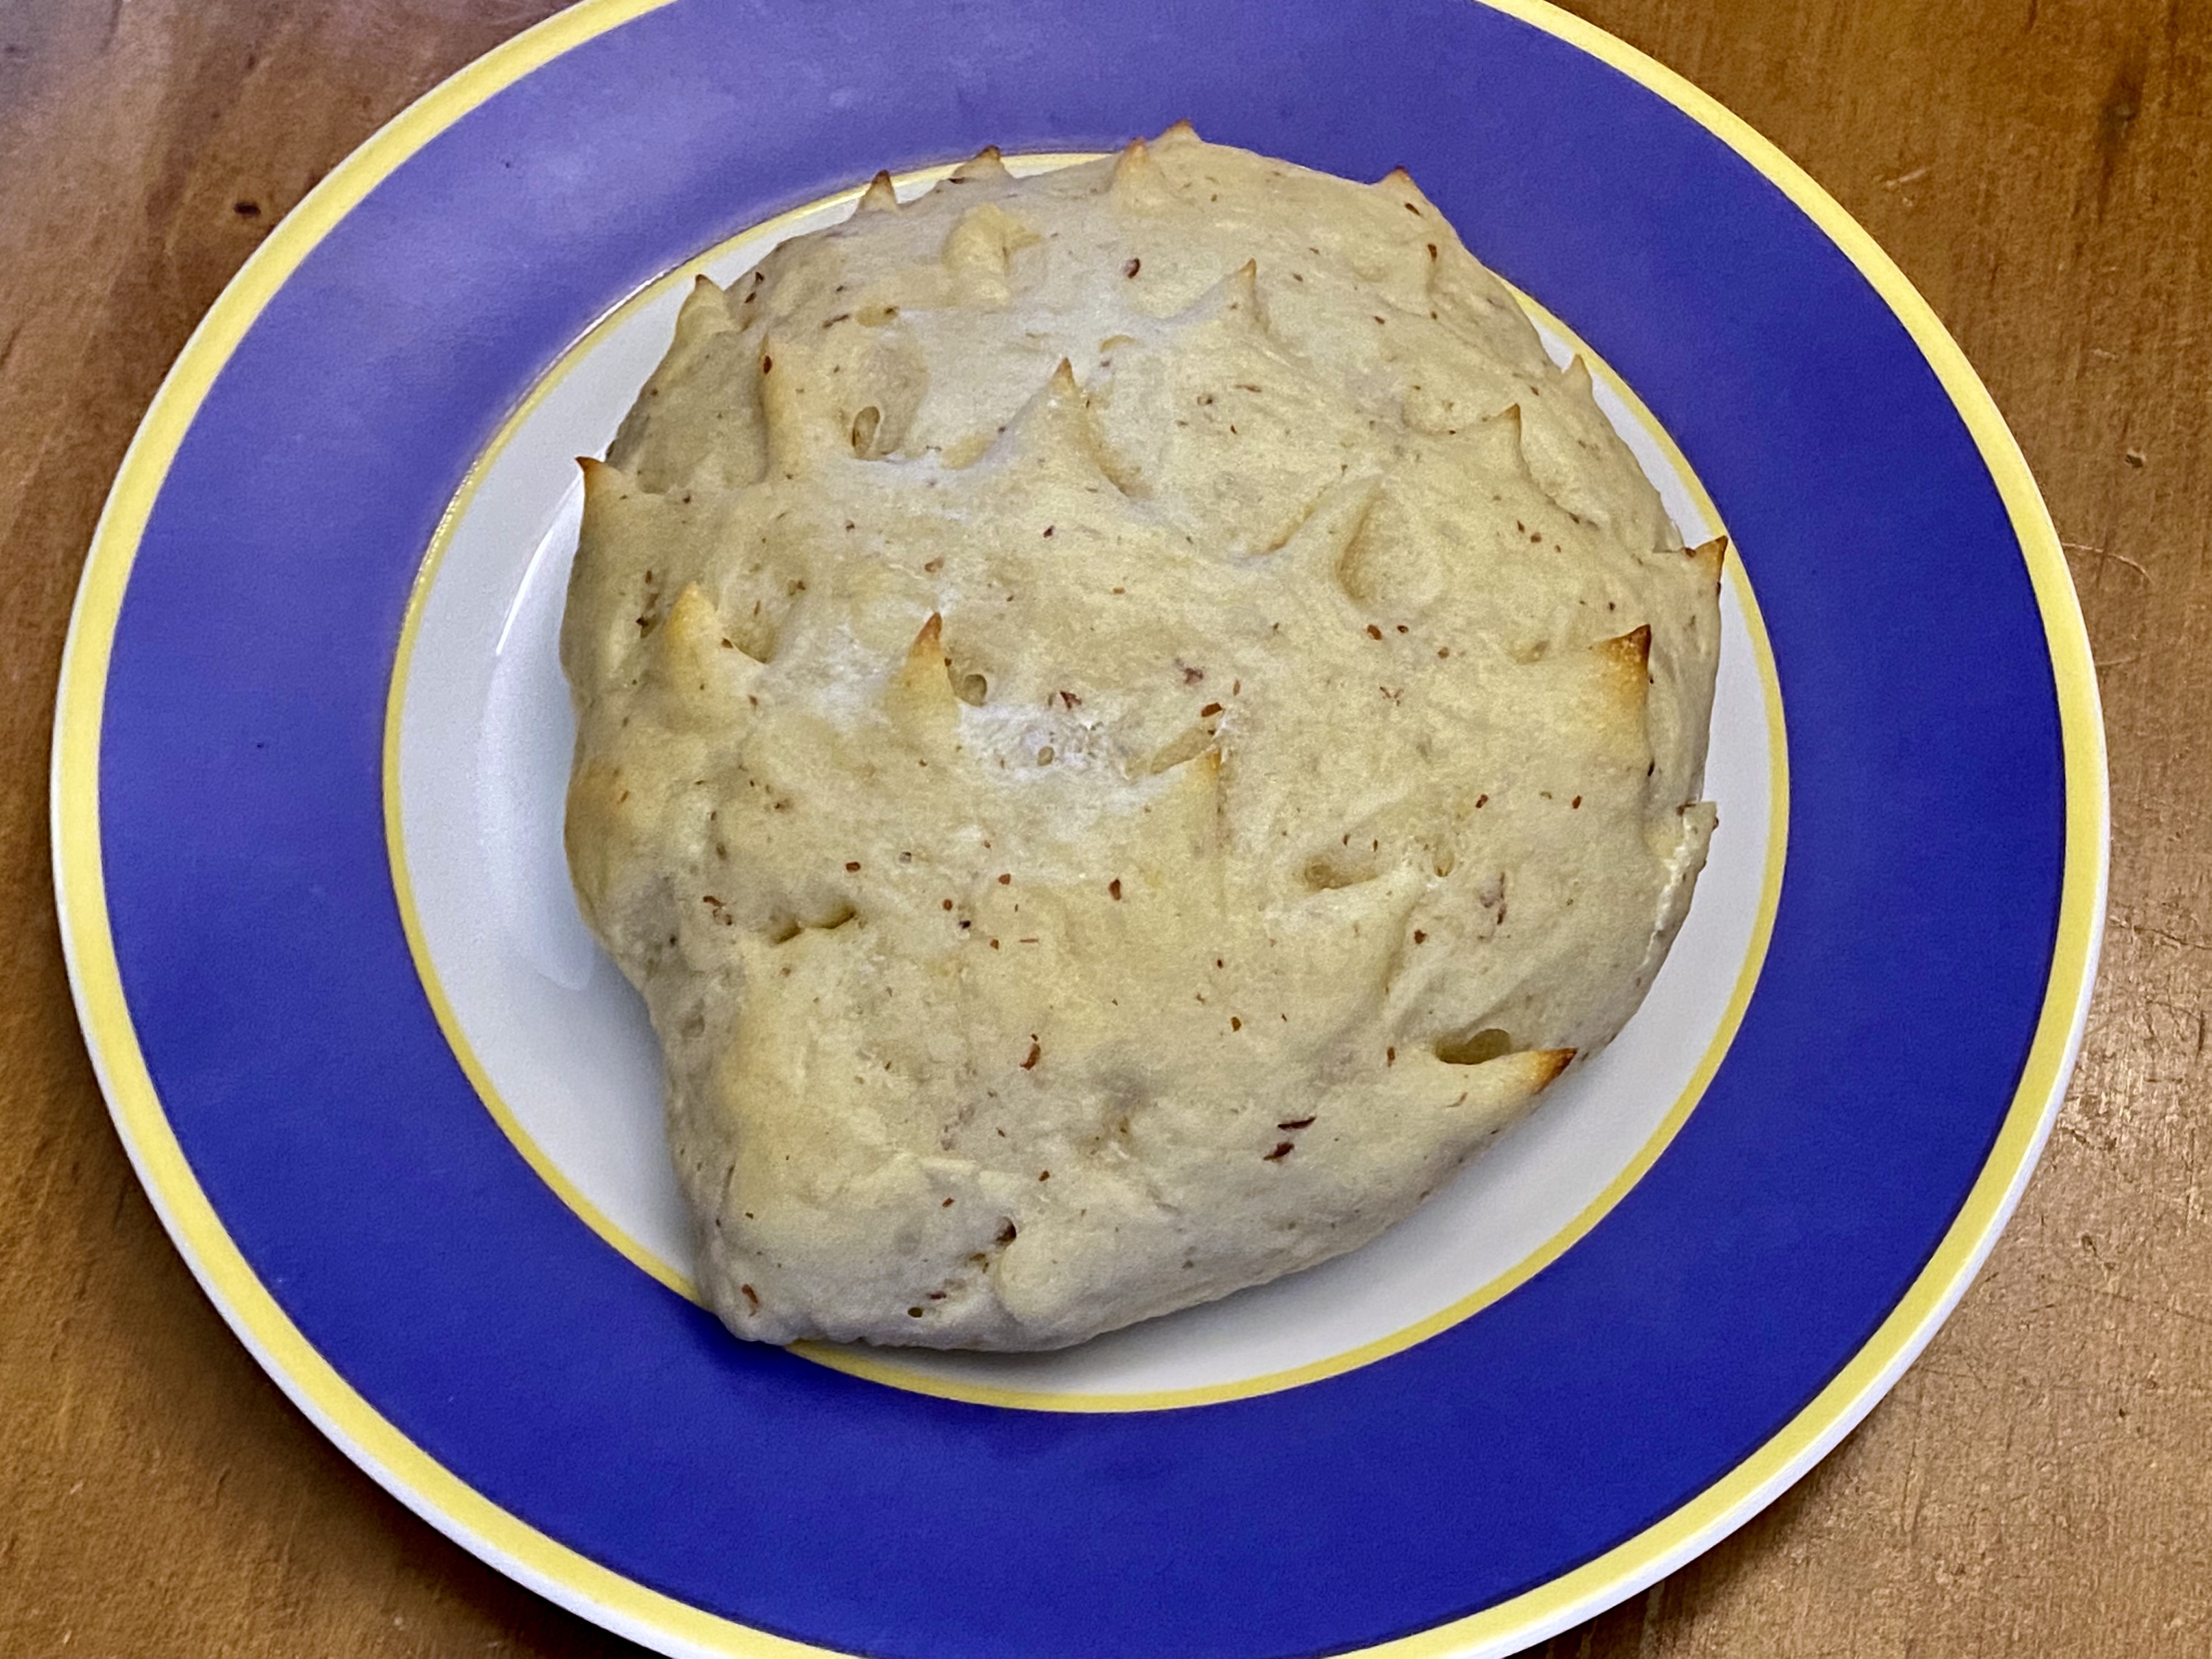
top-left (561, 127), bottom-right (1722, 1349)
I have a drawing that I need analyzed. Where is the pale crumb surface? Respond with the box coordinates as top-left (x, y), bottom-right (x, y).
top-left (561, 129), bottom-right (1720, 1349)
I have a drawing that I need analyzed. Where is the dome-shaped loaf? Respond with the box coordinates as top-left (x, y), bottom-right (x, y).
top-left (561, 127), bottom-right (1723, 1350)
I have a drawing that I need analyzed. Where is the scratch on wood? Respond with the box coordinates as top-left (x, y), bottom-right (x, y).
top-left (2091, 55), bottom-right (2146, 219)
top-left (2110, 916), bottom-right (2212, 955)
top-left (2090, 1285), bottom-right (2212, 1332)
top-left (2062, 538), bottom-right (2151, 580)
top-left (2143, 996), bottom-right (2208, 1057)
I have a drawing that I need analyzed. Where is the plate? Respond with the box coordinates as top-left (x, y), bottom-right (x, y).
top-left (392, 170), bottom-right (1788, 1408)
top-left (53, 1), bottom-right (2105, 1654)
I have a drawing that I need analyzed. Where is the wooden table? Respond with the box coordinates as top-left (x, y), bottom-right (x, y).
top-left (2, 2), bottom-right (2201, 1652)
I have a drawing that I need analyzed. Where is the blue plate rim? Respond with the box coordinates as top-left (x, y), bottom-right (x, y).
top-left (49, 1), bottom-right (2109, 1654)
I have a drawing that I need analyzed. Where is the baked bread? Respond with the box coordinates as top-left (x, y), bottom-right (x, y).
top-left (561, 127), bottom-right (1722, 1350)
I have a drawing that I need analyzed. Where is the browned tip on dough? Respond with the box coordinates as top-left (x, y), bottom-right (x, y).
top-left (657, 583), bottom-right (768, 689)
top-left (1527, 1048), bottom-right (1576, 1090)
top-left (1163, 259), bottom-right (1268, 337)
top-left (664, 582), bottom-right (719, 638)
top-left (884, 608), bottom-right (961, 736)
top-left (1564, 624), bottom-right (1654, 761)
top-left (951, 144), bottom-right (1010, 182)
top-left (1688, 534), bottom-right (1729, 585)
top-left (880, 606), bottom-right (960, 725)
top-left (1376, 165), bottom-right (1442, 220)
top-left (576, 456), bottom-right (632, 515)
top-left (1424, 1040), bottom-right (1579, 1115)
top-left (1465, 400), bottom-right (1533, 479)
top-left (1224, 258), bottom-right (1261, 316)
top-left (1155, 119), bottom-right (1200, 144)
top-left (1109, 137), bottom-right (1175, 206)
top-left (856, 169), bottom-right (900, 212)
top-left (1588, 624), bottom-right (1654, 729)
top-left (992, 356), bottom-right (1126, 486)
top-left (1596, 623), bottom-right (1653, 671)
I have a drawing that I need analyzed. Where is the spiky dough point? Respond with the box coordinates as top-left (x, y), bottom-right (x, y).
top-left (562, 131), bottom-right (1722, 1350)
top-left (855, 169), bottom-right (900, 213)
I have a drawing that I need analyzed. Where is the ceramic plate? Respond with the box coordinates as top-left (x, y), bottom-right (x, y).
top-left (54, 2), bottom-right (2105, 1654)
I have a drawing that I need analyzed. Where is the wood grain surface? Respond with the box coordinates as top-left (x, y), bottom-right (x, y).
top-left (1, 1), bottom-right (2202, 1653)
